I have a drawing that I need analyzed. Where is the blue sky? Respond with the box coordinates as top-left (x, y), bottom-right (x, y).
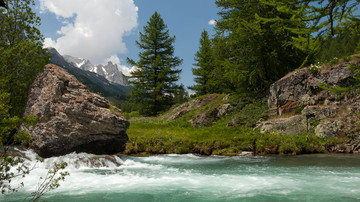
top-left (36, 0), bottom-right (220, 89)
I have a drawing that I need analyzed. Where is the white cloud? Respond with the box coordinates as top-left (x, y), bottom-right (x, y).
top-left (40, 0), bottom-right (138, 66)
top-left (208, 19), bottom-right (216, 26)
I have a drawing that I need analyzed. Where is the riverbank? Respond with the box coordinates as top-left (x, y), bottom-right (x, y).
top-left (122, 116), bottom-right (349, 156)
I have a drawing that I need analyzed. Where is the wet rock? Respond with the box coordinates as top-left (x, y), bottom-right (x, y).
top-left (75, 155), bottom-right (122, 168)
top-left (22, 64), bottom-right (130, 158)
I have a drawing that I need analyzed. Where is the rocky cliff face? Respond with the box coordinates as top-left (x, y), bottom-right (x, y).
top-left (256, 60), bottom-right (360, 144)
top-left (22, 64), bottom-right (130, 158)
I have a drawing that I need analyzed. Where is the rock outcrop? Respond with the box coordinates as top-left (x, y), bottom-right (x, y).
top-left (22, 64), bottom-right (130, 158)
top-left (256, 60), bottom-right (360, 141)
top-left (164, 94), bottom-right (235, 127)
top-left (267, 61), bottom-right (357, 110)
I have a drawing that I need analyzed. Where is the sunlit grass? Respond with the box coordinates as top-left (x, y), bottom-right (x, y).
top-left (124, 116), bottom-right (347, 156)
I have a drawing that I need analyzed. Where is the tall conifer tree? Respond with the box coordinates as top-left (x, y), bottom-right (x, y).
top-left (190, 30), bottom-right (216, 95)
top-left (127, 12), bottom-right (182, 116)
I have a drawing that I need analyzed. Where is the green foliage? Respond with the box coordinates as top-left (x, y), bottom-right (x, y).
top-left (355, 40), bottom-right (360, 54)
top-left (343, 56), bottom-right (352, 62)
top-left (230, 101), bottom-right (268, 128)
top-left (295, 107), bottom-right (303, 115)
top-left (173, 84), bottom-right (189, 105)
top-left (329, 57), bottom-right (340, 65)
top-left (0, 154), bottom-right (29, 194)
top-left (0, 0), bottom-right (49, 118)
top-left (189, 30), bottom-right (217, 95)
top-left (127, 12), bottom-right (182, 116)
top-left (125, 117), bottom-right (345, 156)
top-left (213, 0), bottom-right (308, 94)
top-left (309, 62), bottom-right (322, 74)
top-left (191, 0), bottom-right (360, 97)
top-left (317, 33), bottom-right (360, 63)
top-left (122, 111), bottom-right (142, 120)
top-left (123, 94), bottom-right (346, 156)
top-left (307, 0), bottom-right (360, 37)
top-left (0, 1), bottom-right (68, 198)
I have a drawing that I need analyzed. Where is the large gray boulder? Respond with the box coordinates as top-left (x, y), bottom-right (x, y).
top-left (267, 61), bottom-right (357, 110)
top-left (22, 64), bottom-right (130, 158)
top-left (257, 60), bottom-right (360, 142)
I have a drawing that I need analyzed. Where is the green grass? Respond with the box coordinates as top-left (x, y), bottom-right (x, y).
top-left (123, 116), bottom-right (347, 156)
top-left (121, 94), bottom-right (350, 156)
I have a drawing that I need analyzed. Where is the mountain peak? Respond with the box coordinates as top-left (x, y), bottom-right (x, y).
top-left (62, 54), bottom-right (127, 86)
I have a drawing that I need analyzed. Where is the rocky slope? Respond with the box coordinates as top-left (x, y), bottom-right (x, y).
top-left (48, 48), bottom-right (131, 102)
top-left (256, 59), bottom-right (360, 145)
top-left (22, 64), bottom-right (130, 158)
top-left (162, 59), bottom-right (360, 152)
top-left (63, 54), bottom-right (127, 86)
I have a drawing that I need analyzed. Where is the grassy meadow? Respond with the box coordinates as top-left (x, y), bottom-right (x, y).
top-left (121, 95), bottom-right (348, 156)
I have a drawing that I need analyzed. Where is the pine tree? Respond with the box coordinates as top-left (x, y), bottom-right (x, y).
top-left (189, 30), bottom-right (216, 95)
top-left (214, 0), bottom-right (307, 94)
top-left (127, 12), bottom-right (182, 116)
top-left (173, 84), bottom-right (189, 105)
top-left (294, 0), bottom-right (360, 66)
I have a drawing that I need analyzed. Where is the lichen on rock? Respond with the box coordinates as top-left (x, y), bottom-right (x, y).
top-left (257, 60), bottom-right (360, 143)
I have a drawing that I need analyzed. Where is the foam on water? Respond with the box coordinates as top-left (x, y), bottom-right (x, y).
top-left (3, 149), bottom-right (360, 201)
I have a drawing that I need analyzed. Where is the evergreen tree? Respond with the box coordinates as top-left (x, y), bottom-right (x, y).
top-left (308, 0), bottom-right (360, 37)
top-left (127, 12), bottom-right (182, 116)
top-left (214, 0), bottom-right (307, 94)
top-left (173, 84), bottom-right (189, 105)
top-left (189, 30), bottom-right (216, 95)
top-left (294, 0), bottom-right (360, 66)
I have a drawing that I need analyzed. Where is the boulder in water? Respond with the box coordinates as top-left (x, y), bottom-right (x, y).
top-left (22, 64), bottom-right (130, 158)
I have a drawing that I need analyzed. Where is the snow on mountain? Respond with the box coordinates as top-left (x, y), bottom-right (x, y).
top-left (63, 55), bottom-right (128, 86)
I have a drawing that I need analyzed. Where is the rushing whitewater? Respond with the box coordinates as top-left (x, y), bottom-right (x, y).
top-left (3, 148), bottom-right (360, 201)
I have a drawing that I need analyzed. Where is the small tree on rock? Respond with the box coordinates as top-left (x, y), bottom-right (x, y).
top-left (127, 12), bottom-right (182, 116)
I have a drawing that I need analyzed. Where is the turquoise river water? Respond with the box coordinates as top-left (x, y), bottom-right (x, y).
top-left (2, 149), bottom-right (360, 201)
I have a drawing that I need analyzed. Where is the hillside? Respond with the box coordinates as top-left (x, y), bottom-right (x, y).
top-left (48, 48), bottom-right (131, 102)
top-left (123, 58), bottom-right (360, 156)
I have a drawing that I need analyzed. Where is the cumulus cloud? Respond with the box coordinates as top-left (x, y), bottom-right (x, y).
top-left (40, 0), bottom-right (138, 72)
top-left (208, 19), bottom-right (216, 26)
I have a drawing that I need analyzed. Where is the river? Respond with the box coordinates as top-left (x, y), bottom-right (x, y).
top-left (3, 149), bottom-right (360, 201)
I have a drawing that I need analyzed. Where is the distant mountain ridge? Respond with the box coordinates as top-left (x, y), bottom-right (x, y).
top-left (47, 48), bottom-right (131, 102)
top-left (63, 55), bottom-right (127, 86)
